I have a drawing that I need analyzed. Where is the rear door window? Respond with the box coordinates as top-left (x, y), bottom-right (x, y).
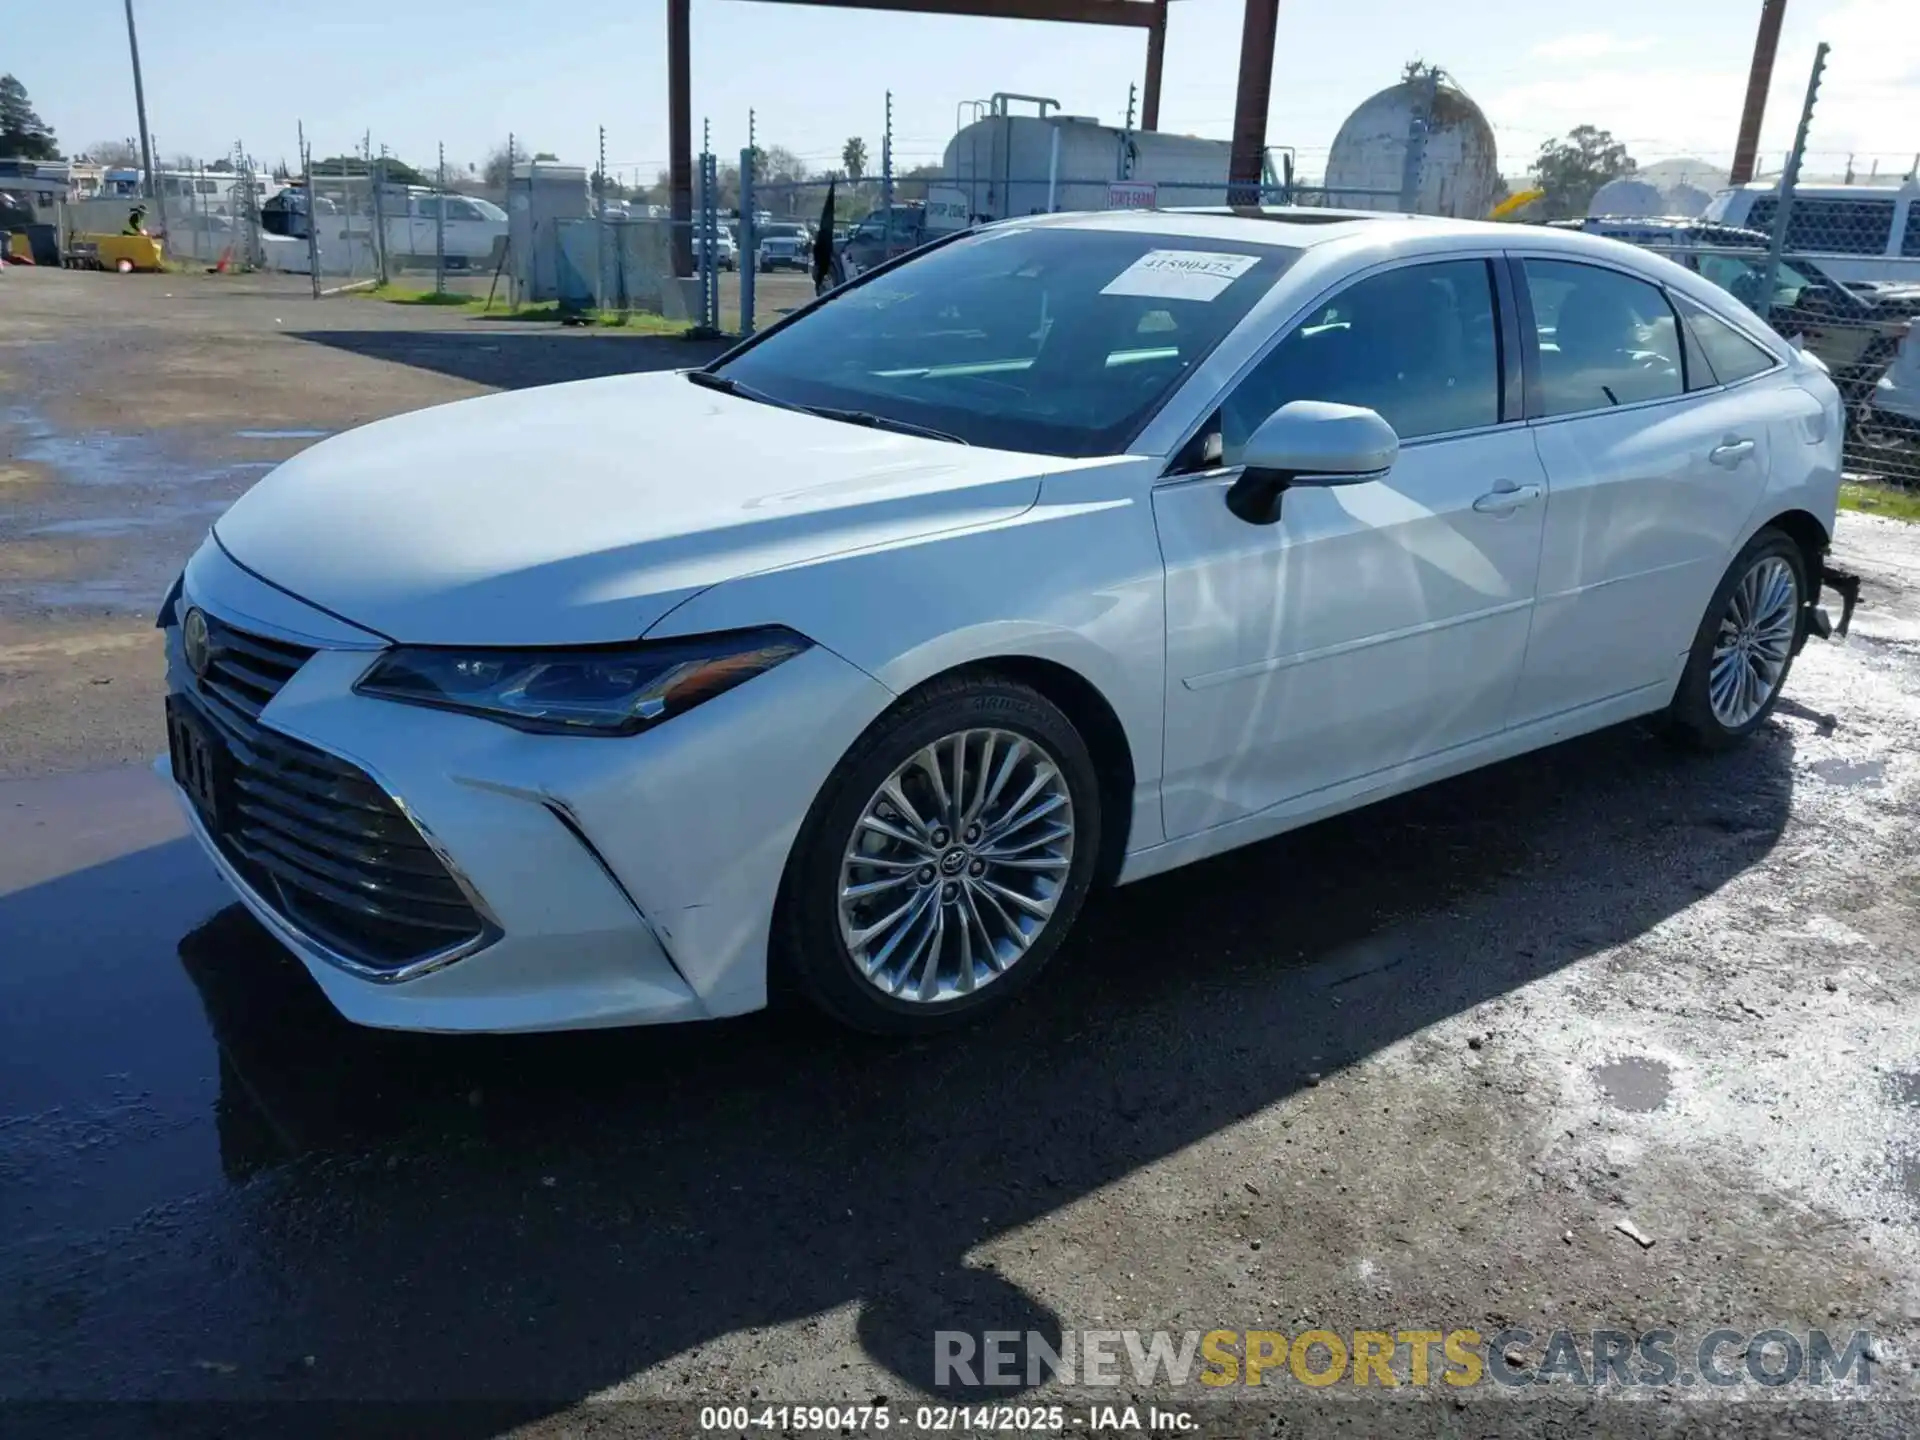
top-left (1523, 260), bottom-right (1684, 417)
top-left (1674, 294), bottom-right (1779, 387)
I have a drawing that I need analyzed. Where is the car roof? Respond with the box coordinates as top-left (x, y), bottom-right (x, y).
top-left (999, 206), bottom-right (1709, 262)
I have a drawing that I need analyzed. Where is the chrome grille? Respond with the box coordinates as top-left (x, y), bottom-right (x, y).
top-left (185, 613), bottom-right (488, 972)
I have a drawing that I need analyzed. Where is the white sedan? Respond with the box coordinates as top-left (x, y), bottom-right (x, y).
top-left (159, 208), bottom-right (1851, 1036)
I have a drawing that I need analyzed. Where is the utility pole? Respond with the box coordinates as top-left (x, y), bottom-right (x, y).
top-left (299, 122), bottom-right (320, 299)
top-left (435, 141), bottom-right (447, 296)
top-left (122, 0), bottom-right (165, 231)
top-left (1730, 0), bottom-right (1788, 186)
top-left (1227, 0), bottom-right (1281, 205)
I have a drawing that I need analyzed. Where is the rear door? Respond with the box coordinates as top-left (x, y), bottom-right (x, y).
top-left (1511, 256), bottom-right (1776, 725)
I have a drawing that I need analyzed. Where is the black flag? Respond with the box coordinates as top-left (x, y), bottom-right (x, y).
top-left (812, 178), bottom-right (836, 294)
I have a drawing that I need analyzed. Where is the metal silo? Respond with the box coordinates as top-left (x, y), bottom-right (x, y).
top-left (1323, 63), bottom-right (1500, 218)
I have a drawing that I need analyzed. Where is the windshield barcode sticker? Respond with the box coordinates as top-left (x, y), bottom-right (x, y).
top-left (1101, 250), bottom-right (1260, 301)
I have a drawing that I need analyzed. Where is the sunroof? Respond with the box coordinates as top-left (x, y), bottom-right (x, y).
top-left (1181, 207), bottom-right (1386, 225)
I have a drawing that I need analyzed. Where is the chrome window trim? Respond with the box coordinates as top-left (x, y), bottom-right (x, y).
top-left (1146, 247), bottom-right (1520, 478)
top-left (1504, 250), bottom-right (1788, 427)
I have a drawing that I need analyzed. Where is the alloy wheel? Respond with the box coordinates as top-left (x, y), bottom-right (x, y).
top-left (836, 728), bottom-right (1075, 1003)
top-left (1709, 555), bottom-right (1798, 728)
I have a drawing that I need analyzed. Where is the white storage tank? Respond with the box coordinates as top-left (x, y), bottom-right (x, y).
top-left (941, 95), bottom-right (1243, 220)
top-left (1324, 64), bottom-right (1499, 218)
top-left (1587, 177), bottom-right (1670, 218)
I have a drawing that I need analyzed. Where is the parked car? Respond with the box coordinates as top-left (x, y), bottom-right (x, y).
top-left (1863, 318), bottom-right (1920, 446)
top-left (1562, 217), bottom-right (1920, 412)
top-left (160, 210), bottom-right (1852, 1038)
top-left (830, 201), bottom-right (965, 285)
top-left (695, 227), bottom-right (737, 271)
top-left (756, 221), bottom-right (813, 272)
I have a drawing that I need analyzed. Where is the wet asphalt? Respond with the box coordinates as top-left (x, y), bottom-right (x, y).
top-left (5, 271), bottom-right (1920, 1437)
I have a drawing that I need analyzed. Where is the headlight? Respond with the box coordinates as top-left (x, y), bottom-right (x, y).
top-left (352, 627), bottom-right (811, 736)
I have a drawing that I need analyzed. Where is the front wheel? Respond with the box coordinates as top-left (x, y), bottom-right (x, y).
top-left (776, 675), bottom-right (1102, 1035)
top-left (1666, 527), bottom-right (1807, 750)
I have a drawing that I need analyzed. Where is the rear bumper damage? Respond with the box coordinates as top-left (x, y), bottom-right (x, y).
top-left (1806, 559), bottom-right (1861, 644)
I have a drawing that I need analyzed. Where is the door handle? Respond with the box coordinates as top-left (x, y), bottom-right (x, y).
top-left (1472, 482), bottom-right (1543, 515)
top-left (1709, 437), bottom-right (1757, 467)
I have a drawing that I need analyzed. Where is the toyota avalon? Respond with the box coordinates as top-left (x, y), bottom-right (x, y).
top-left (159, 208), bottom-right (1855, 1035)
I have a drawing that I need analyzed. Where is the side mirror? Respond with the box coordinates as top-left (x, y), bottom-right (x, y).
top-left (1225, 401), bottom-right (1399, 525)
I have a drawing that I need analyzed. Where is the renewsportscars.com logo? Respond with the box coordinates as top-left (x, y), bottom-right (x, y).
top-left (934, 1328), bottom-right (1877, 1391)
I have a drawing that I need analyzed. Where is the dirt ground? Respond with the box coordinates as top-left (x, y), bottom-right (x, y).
top-left (4, 266), bottom-right (1920, 1437)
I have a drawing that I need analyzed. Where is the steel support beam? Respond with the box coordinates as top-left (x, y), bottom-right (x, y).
top-left (1142, 0), bottom-right (1167, 130)
top-left (1228, 0), bottom-right (1278, 202)
top-left (671, 0), bottom-right (1173, 259)
top-left (669, 0), bottom-right (694, 277)
top-left (758, 0), bottom-right (1158, 21)
top-left (1729, 0), bottom-right (1788, 186)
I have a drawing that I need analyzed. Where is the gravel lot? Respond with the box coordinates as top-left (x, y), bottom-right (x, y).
top-left (4, 267), bottom-right (1920, 1437)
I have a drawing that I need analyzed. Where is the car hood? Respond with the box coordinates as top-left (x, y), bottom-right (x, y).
top-left (213, 370), bottom-right (1053, 645)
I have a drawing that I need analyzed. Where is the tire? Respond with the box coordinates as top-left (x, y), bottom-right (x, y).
top-left (1666, 526), bottom-right (1808, 751)
top-left (776, 674), bottom-right (1103, 1036)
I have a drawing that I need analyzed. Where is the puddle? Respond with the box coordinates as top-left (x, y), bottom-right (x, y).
top-left (2, 405), bottom-right (274, 489)
top-left (24, 499), bottom-right (231, 538)
top-left (1887, 1072), bottom-right (1920, 1108)
top-left (1809, 758), bottom-right (1887, 787)
top-left (1591, 1057), bottom-right (1673, 1113)
top-left (233, 428), bottom-right (332, 440)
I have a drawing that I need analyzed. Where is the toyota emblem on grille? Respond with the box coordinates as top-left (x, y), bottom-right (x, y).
top-left (182, 607), bottom-right (211, 678)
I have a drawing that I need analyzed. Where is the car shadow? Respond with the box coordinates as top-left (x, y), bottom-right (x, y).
top-left (124, 715), bottom-right (1799, 1413)
top-left (286, 330), bottom-right (731, 390)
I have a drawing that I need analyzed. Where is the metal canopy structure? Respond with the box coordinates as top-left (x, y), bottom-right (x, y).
top-left (666, 0), bottom-right (1282, 274)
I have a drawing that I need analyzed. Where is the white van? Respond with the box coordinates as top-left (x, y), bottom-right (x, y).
top-left (1704, 180), bottom-right (1920, 286)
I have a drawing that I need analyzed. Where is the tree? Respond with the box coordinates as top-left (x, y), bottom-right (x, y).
top-left (841, 137), bottom-right (867, 184)
top-left (315, 154), bottom-right (427, 185)
top-left (84, 139), bottom-right (141, 168)
top-left (1532, 125), bottom-right (1637, 221)
top-left (482, 142), bottom-right (540, 189)
top-left (0, 75), bottom-right (59, 160)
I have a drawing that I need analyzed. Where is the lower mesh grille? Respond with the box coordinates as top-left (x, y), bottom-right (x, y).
top-left (186, 615), bottom-right (488, 972)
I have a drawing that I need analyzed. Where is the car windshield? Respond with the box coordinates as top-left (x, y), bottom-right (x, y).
top-left (766, 225), bottom-right (808, 239)
top-left (712, 226), bottom-right (1298, 456)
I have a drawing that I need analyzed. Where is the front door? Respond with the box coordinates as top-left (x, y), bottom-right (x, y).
top-left (1155, 256), bottom-right (1547, 839)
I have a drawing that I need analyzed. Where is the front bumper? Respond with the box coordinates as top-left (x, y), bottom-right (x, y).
top-left (162, 543), bottom-right (895, 1032)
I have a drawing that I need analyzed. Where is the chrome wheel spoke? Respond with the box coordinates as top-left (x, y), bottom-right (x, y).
top-left (837, 726), bottom-right (1073, 1005)
top-left (841, 872), bottom-right (915, 902)
top-left (977, 875), bottom-right (1056, 920)
top-left (860, 811), bottom-right (935, 855)
top-left (879, 778), bottom-right (936, 843)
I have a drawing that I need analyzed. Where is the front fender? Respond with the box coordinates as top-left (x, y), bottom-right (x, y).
top-left (646, 461), bottom-right (1170, 850)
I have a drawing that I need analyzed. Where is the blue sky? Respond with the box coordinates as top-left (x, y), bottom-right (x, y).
top-left (15, 0), bottom-right (1918, 184)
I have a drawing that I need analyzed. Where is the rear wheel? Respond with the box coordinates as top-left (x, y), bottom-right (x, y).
top-left (777, 675), bottom-right (1101, 1035)
top-left (1666, 527), bottom-right (1807, 750)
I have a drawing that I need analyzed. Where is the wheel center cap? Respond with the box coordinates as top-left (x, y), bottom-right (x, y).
top-left (939, 848), bottom-right (969, 876)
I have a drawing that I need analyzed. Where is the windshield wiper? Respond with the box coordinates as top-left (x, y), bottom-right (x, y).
top-left (684, 370), bottom-right (807, 413)
top-left (801, 406), bottom-right (971, 445)
top-left (688, 372), bottom-right (968, 445)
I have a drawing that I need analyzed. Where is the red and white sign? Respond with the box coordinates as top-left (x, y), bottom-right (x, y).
top-left (1106, 181), bottom-right (1158, 211)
